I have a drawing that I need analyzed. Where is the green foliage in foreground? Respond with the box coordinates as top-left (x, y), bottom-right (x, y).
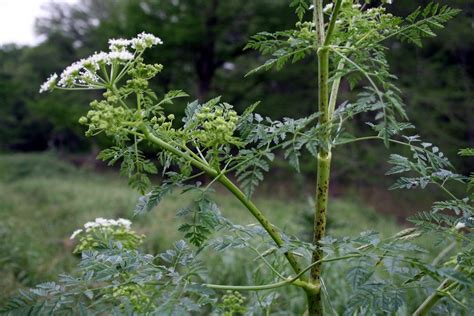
top-left (0, 153), bottom-right (401, 307)
top-left (2, 153), bottom-right (467, 314)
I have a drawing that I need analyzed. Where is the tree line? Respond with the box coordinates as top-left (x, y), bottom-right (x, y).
top-left (0, 0), bottom-right (472, 173)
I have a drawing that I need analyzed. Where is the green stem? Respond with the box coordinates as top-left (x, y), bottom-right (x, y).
top-left (336, 135), bottom-right (447, 163)
top-left (308, 41), bottom-right (332, 316)
top-left (204, 254), bottom-right (361, 292)
top-left (323, 0), bottom-right (343, 46)
top-left (317, 47), bottom-right (330, 133)
top-left (137, 92), bottom-right (141, 111)
top-left (328, 61), bottom-right (344, 118)
top-left (100, 64), bottom-right (110, 82)
top-left (412, 266), bottom-right (460, 316)
top-left (110, 84), bottom-right (131, 109)
top-left (313, 0), bottom-right (325, 46)
top-left (144, 128), bottom-right (216, 175)
top-left (308, 153), bottom-right (331, 316)
top-left (142, 128), bottom-right (305, 278)
top-left (217, 175), bottom-right (304, 277)
top-left (328, 42), bottom-right (351, 117)
top-left (55, 87), bottom-right (105, 91)
top-left (248, 245), bottom-right (287, 280)
top-left (114, 50), bottom-right (144, 84)
top-left (205, 278), bottom-right (308, 292)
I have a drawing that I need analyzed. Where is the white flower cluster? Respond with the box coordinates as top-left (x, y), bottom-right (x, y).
top-left (109, 38), bottom-right (132, 52)
top-left (70, 217), bottom-right (133, 239)
top-left (39, 32), bottom-right (162, 92)
top-left (39, 73), bottom-right (58, 93)
top-left (108, 32), bottom-right (162, 52)
top-left (132, 32), bottom-right (163, 50)
top-left (55, 50), bottom-right (134, 88)
top-left (308, 1), bottom-right (367, 13)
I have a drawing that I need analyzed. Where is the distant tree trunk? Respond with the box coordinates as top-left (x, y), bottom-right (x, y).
top-left (197, 61), bottom-right (214, 101)
top-left (195, 0), bottom-right (219, 101)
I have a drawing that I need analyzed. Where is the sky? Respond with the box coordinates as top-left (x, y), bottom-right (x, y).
top-left (0, 0), bottom-right (77, 46)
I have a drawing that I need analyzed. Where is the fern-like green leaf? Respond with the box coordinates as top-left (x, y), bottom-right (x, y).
top-left (397, 2), bottom-right (461, 47)
top-left (177, 195), bottom-right (222, 247)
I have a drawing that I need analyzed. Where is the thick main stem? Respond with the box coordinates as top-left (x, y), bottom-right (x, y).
top-left (310, 153), bottom-right (331, 275)
top-left (307, 46), bottom-right (332, 315)
top-left (307, 2), bottom-right (344, 312)
top-left (313, 0), bottom-right (325, 45)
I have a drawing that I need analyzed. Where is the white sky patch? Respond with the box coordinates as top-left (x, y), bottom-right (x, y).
top-left (0, 0), bottom-right (77, 46)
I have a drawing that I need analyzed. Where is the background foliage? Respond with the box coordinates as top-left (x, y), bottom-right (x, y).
top-left (0, 0), bottom-right (472, 176)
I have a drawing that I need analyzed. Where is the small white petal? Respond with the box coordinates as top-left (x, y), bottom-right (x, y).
top-left (58, 61), bottom-right (84, 87)
top-left (109, 38), bottom-right (132, 51)
top-left (455, 222), bottom-right (466, 230)
top-left (107, 219), bottom-right (118, 226)
top-left (323, 3), bottom-right (334, 13)
top-left (131, 32), bottom-right (163, 50)
top-left (70, 229), bottom-right (83, 239)
top-left (39, 73), bottom-right (58, 93)
top-left (117, 218), bottom-right (132, 229)
top-left (107, 51), bottom-right (134, 63)
top-left (84, 222), bottom-right (98, 229)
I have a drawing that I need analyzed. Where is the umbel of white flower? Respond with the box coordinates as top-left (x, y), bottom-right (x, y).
top-left (70, 217), bottom-right (133, 239)
top-left (39, 32), bottom-right (162, 93)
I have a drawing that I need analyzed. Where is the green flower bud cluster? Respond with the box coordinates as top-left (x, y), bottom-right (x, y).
top-left (125, 59), bottom-right (163, 91)
top-left (106, 284), bottom-right (152, 313)
top-left (73, 225), bottom-right (144, 254)
top-left (126, 77), bottom-right (149, 90)
top-left (294, 21), bottom-right (315, 41)
top-left (102, 90), bottom-right (120, 104)
top-left (219, 291), bottom-right (246, 315)
top-left (342, 0), bottom-right (354, 6)
top-left (128, 59), bottom-right (163, 79)
top-left (150, 113), bottom-right (181, 135)
top-left (336, 5), bottom-right (400, 44)
top-left (79, 99), bottom-right (131, 137)
top-left (193, 103), bottom-right (239, 147)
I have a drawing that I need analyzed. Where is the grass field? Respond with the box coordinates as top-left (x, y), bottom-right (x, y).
top-left (0, 153), bottom-right (402, 304)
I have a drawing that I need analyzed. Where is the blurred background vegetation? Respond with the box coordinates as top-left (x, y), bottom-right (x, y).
top-left (1, 0), bottom-right (472, 168)
top-left (0, 0), bottom-right (472, 307)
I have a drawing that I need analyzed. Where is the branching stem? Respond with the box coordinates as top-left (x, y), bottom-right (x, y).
top-left (142, 128), bottom-right (305, 278)
top-left (328, 42), bottom-right (351, 117)
top-left (324, 0), bottom-right (343, 46)
top-left (413, 265), bottom-right (460, 316)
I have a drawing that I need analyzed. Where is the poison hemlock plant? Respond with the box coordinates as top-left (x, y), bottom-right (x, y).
top-left (2, 1), bottom-right (472, 315)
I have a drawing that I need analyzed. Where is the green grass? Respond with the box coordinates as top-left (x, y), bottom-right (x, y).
top-left (0, 152), bottom-right (401, 304)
